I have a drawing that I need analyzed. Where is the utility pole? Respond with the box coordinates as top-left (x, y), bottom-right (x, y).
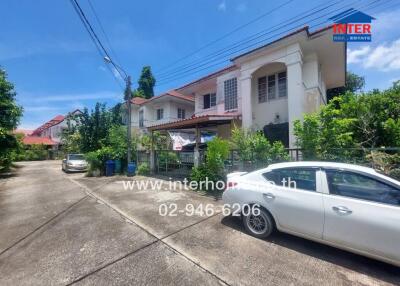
top-left (104, 56), bottom-right (132, 168)
top-left (124, 76), bottom-right (132, 164)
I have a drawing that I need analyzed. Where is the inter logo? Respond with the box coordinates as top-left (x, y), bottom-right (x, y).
top-left (329, 9), bottom-right (375, 42)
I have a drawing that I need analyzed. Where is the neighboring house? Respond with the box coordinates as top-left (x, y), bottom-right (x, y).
top-left (126, 90), bottom-right (195, 134)
top-left (22, 136), bottom-right (57, 148)
top-left (148, 26), bottom-right (346, 148)
top-left (31, 115), bottom-right (66, 143)
top-left (29, 109), bottom-right (82, 148)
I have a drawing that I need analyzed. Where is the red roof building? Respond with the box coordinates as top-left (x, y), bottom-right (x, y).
top-left (22, 136), bottom-right (57, 146)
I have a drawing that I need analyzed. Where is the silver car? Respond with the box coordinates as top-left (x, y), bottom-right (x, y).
top-left (222, 162), bottom-right (400, 267)
top-left (62, 154), bottom-right (88, 172)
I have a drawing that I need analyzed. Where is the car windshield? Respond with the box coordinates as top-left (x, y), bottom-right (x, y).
top-left (69, 154), bottom-right (85, 160)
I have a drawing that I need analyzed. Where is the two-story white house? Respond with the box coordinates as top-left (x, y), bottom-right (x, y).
top-left (127, 90), bottom-right (195, 135)
top-left (148, 26), bottom-right (346, 150)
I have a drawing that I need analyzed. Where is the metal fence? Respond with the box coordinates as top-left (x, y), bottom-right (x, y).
top-left (136, 150), bottom-right (150, 167)
top-left (155, 150), bottom-right (205, 178)
top-left (134, 147), bottom-right (400, 179)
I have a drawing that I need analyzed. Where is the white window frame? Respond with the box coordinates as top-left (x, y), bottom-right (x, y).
top-left (156, 108), bottom-right (164, 120)
top-left (258, 71), bottom-right (287, 103)
top-left (224, 78), bottom-right (238, 111)
top-left (177, 108), bottom-right (185, 119)
top-left (203, 93), bottom-right (217, 109)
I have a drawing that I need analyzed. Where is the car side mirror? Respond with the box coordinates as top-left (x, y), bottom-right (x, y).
top-left (62, 159), bottom-right (67, 162)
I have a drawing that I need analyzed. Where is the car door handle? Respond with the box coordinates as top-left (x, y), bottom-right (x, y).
top-left (263, 193), bottom-right (275, 200)
top-left (332, 206), bottom-right (352, 215)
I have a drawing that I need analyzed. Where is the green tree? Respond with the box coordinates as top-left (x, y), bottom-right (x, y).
top-left (140, 131), bottom-right (169, 151)
top-left (327, 71), bottom-right (365, 101)
top-left (132, 89), bottom-right (145, 98)
top-left (137, 66), bottom-right (156, 99)
top-left (0, 68), bottom-right (23, 171)
top-left (294, 84), bottom-right (400, 161)
top-left (61, 112), bottom-right (81, 153)
top-left (77, 103), bottom-right (112, 152)
top-left (110, 102), bottom-right (123, 125)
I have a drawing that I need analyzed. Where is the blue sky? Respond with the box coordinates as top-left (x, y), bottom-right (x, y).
top-left (1, 0), bottom-right (399, 130)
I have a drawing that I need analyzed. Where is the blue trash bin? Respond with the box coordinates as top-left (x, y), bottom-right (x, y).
top-left (105, 160), bottom-right (115, 176)
top-left (127, 162), bottom-right (136, 177)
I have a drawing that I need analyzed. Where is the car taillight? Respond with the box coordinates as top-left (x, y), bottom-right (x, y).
top-left (225, 181), bottom-right (238, 190)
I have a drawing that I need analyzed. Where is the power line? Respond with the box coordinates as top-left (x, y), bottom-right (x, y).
top-left (156, 0), bottom-right (345, 79)
top-left (155, 0), bottom-right (296, 74)
top-left (155, 1), bottom-right (358, 84)
top-left (69, 0), bottom-right (124, 90)
top-left (156, 0), bottom-right (393, 87)
top-left (157, 0), bottom-right (383, 82)
top-left (156, 0), bottom-right (387, 85)
top-left (86, 0), bottom-right (121, 66)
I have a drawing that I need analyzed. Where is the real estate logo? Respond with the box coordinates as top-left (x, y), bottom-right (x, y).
top-left (329, 8), bottom-right (375, 42)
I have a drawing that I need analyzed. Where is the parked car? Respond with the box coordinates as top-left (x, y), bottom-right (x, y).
top-left (222, 162), bottom-right (400, 267)
top-left (62, 154), bottom-right (88, 172)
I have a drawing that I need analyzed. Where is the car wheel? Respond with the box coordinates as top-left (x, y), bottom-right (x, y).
top-left (242, 207), bottom-right (274, 238)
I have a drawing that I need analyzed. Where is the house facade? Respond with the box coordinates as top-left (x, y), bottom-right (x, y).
top-left (149, 26), bottom-right (346, 149)
top-left (127, 90), bottom-right (195, 134)
top-left (30, 109), bottom-right (82, 148)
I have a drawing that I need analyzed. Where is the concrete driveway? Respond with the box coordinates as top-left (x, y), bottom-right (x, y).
top-left (0, 161), bottom-right (399, 285)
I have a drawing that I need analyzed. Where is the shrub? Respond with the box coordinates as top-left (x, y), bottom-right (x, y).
top-left (231, 127), bottom-right (289, 169)
top-left (85, 146), bottom-right (113, 175)
top-left (13, 144), bottom-right (48, 161)
top-left (190, 137), bottom-right (230, 190)
top-left (190, 164), bottom-right (213, 183)
top-left (388, 169), bottom-right (400, 180)
top-left (136, 162), bottom-right (150, 175)
top-left (366, 151), bottom-right (400, 180)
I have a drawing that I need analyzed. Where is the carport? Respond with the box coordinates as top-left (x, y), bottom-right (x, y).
top-left (147, 114), bottom-right (239, 172)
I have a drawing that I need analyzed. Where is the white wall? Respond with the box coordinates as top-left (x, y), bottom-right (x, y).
top-left (130, 99), bottom-right (194, 129)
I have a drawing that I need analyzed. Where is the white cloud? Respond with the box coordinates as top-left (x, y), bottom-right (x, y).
top-left (347, 46), bottom-right (370, 64)
top-left (347, 39), bottom-right (400, 71)
top-left (217, 1), bottom-right (226, 12)
top-left (364, 40), bottom-right (400, 71)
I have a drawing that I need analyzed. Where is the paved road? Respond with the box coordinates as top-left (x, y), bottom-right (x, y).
top-left (0, 161), bottom-right (399, 285)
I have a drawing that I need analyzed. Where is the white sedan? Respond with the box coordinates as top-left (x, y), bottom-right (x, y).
top-left (222, 162), bottom-right (400, 267)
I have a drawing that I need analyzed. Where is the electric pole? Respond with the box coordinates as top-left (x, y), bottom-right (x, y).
top-left (124, 76), bottom-right (132, 164)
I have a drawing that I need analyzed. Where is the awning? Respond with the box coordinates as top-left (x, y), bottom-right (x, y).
top-left (147, 114), bottom-right (239, 131)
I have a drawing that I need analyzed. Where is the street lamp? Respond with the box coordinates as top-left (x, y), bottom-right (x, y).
top-left (104, 56), bottom-right (133, 168)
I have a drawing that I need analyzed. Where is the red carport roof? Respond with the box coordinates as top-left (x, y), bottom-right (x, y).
top-left (23, 136), bottom-right (57, 145)
top-left (148, 114), bottom-right (239, 131)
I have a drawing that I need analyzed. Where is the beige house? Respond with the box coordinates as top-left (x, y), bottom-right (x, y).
top-left (148, 26), bottom-right (346, 150)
